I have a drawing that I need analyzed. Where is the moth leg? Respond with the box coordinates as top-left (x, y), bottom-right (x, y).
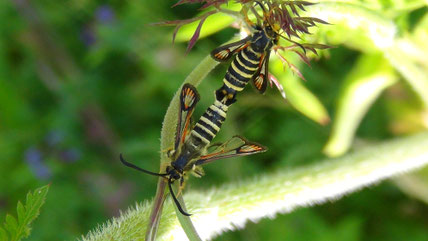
top-left (177, 177), bottom-right (187, 197)
top-left (168, 179), bottom-right (191, 216)
top-left (191, 165), bottom-right (205, 178)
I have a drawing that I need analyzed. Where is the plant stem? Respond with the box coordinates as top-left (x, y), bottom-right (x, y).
top-left (150, 54), bottom-right (219, 240)
top-left (175, 183), bottom-right (202, 241)
top-left (145, 178), bottom-right (168, 241)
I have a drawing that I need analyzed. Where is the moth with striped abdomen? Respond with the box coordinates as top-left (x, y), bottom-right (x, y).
top-left (120, 83), bottom-right (266, 216)
top-left (211, 1), bottom-right (330, 101)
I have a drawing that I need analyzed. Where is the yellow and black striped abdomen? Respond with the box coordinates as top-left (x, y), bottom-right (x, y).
top-left (223, 46), bottom-right (262, 92)
top-left (190, 100), bottom-right (228, 147)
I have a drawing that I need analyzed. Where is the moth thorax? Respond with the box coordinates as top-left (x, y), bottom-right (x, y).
top-left (216, 88), bottom-right (236, 106)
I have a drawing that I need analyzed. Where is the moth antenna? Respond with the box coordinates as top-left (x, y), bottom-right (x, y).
top-left (254, 1), bottom-right (267, 15)
top-left (120, 154), bottom-right (167, 177)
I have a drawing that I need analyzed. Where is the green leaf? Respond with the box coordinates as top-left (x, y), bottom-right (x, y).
top-left (16, 202), bottom-right (25, 224)
top-left (385, 43), bottom-right (428, 108)
top-left (5, 215), bottom-right (18, 238)
top-left (1, 185), bottom-right (50, 241)
top-left (304, 2), bottom-right (428, 107)
top-left (323, 54), bottom-right (397, 157)
top-left (174, 12), bottom-right (235, 43)
top-left (270, 55), bottom-right (330, 125)
top-left (303, 2), bottom-right (397, 52)
top-left (0, 227), bottom-right (7, 241)
top-left (173, 3), bottom-right (241, 43)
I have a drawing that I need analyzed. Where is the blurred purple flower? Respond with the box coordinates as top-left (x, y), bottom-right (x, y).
top-left (60, 148), bottom-right (81, 163)
top-left (25, 147), bottom-right (52, 180)
top-left (25, 147), bottom-right (42, 165)
top-left (80, 25), bottom-right (96, 46)
top-left (80, 5), bottom-right (115, 46)
top-left (96, 5), bottom-right (115, 24)
top-left (45, 130), bottom-right (64, 147)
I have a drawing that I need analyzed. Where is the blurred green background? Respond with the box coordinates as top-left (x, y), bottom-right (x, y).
top-left (1, 0), bottom-right (428, 240)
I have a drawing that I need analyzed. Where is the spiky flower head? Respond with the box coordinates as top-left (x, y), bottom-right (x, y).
top-left (158, 0), bottom-right (329, 53)
top-left (254, 1), bottom-right (329, 39)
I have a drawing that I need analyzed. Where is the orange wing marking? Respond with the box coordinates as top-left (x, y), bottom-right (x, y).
top-left (200, 149), bottom-right (225, 160)
top-left (183, 87), bottom-right (196, 110)
top-left (258, 53), bottom-right (265, 68)
top-left (254, 75), bottom-right (264, 90)
top-left (180, 111), bottom-right (193, 144)
top-left (236, 43), bottom-right (250, 53)
top-left (214, 50), bottom-right (231, 60)
top-left (239, 144), bottom-right (264, 153)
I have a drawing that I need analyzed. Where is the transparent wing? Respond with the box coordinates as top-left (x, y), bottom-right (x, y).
top-left (252, 50), bottom-right (270, 94)
top-left (210, 36), bottom-right (251, 62)
top-left (195, 135), bottom-right (267, 166)
top-left (174, 84), bottom-right (200, 151)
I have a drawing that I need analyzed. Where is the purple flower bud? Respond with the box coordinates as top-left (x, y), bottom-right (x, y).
top-left (45, 131), bottom-right (64, 147)
top-left (80, 26), bottom-right (96, 46)
top-left (96, 5), bottom-right (115, 24)
top-left (25, 147), bottom-right (43, 164)
top-left (25, 147), bottom-right (52, 180)
top-left (60, 148), bottom-right (81, 163)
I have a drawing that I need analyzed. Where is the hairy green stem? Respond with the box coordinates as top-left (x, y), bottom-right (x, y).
top-left (160, 55), bottom-right (219, 165)
top-left (150, 55), bottom-right (219, 240)
top-left (82, 132), bottom-right (428, 241)
top-left (145, 179), bottom-right (168, 241)
top-left (175, 184), bottom-right (203, 241)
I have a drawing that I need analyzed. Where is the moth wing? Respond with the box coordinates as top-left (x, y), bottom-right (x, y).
top-left (194, 136), bottom-right (267, 166)
top-left (174, 84), bottom-right (200, 151)
top-left (252, 50), bottom-right (270, 94)
top-left (210, 36), bottom-right (251, 62)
